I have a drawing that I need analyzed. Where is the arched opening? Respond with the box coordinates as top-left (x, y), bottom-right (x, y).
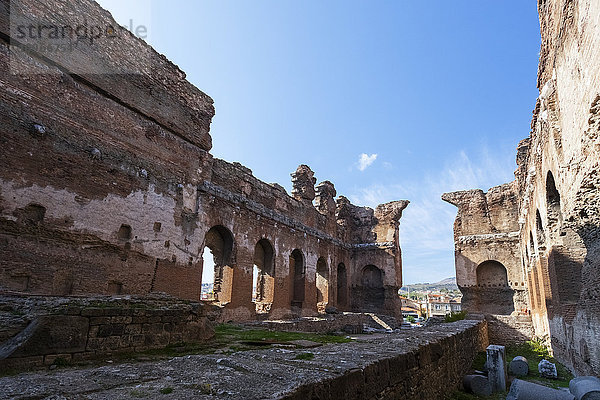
top-left (475, 260), bottom-right (514, 314)
top-left (546, 171), bottom-right (562, 233)
top-left (290, 249), bottom-right (305, 308)
top-left (316, 257), bottom-right (329, 311)
top-left (360, 265), bottom-right (385, 311)
top-left (476, 260), bottom-right (508, 287)
top-left (336, 263), bottom-right (347, 308)
top-left (201, 247), bottom-right (215, 300)
top-left (253, 239), bottom-right (275, 314)
top-left (202, 225), bottom-right (234, 304)
top-left (536, 209), bottom-right (546, 248)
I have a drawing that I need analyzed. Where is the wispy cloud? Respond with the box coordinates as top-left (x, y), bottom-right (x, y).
top-left (349, 146), bottom-right (515, 284)
top-left (357, 153), bottom-right (378, 171)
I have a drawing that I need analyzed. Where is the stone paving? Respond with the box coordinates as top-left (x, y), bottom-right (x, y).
top-left (0, 320), bottom-right (484, 400)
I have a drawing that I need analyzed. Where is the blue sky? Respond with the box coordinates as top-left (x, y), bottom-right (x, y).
top-left (97, 0), bottom-right (541, 284)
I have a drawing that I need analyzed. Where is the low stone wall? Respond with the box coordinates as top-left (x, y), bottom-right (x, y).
top-left (486, 314), bottom-right (535, 345)
top-left (282, 319), bottom-right (489, 400)
top-left (258, 313), bottom-right (396, 334)
top-left (0, 295), bottom-right (216, 371)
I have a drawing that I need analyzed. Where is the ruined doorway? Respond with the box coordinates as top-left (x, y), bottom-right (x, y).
top-left (336, 263), bottom-right (347, 308)
top-left (316, 257), bottom-right (329, 311)
top-left (253, 239), bottom-right (275, 314)
top-left (361, 265), bottom-right (385, 311)
top-left (290, 249), bottom-right (305, 309)
top-left (475, 260), bottom-right (514, 314)
top-left (202, 225), bottom-right (234, 304)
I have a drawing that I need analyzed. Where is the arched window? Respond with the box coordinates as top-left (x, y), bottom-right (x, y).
top-left (253, 239), bottom-right (275, 313)
top-left (290, 249), bottom-right (305, 308)
top-left (202, 225), bottom-right (234, 303)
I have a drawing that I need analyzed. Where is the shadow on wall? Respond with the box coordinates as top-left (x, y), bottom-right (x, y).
top-left (352, 265), bottom-right (385, 313)
top-left (486, 315), bottom-right (534, 345)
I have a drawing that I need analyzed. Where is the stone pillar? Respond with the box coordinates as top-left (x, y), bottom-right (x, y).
top-left (291, 165), bottom-right (316, 206)
top-left (569, 376), bottom-right (600, 400)
top-left (486, 345), bottom-right (507, 392)
top-left (507, 379), bottom-right (574, 400)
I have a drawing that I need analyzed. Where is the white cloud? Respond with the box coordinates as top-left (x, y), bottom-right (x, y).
top-left (349, 146), bottom-right (516, 284)
top-left (357, 153), bottom-right (378, 171)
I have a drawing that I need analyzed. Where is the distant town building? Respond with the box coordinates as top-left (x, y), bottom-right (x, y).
top-left (426, 294), bottom-right (462, 317)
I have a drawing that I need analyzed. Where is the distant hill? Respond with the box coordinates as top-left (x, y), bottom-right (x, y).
top-left (401, 277), bottom-right (458, 292)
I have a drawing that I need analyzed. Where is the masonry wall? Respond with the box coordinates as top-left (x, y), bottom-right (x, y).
top-left (0, 0), bottom-right (408, 321)
top-left (515, 0), bottom-right (600, 376)
top-left (0, 295), bottom-right (215, 371)
top-left (281, 320), bottom-right (489, 400)
top-left (442, 184), bottom-right (530, 316)
top-left (445, 0), bottom-right (600, 376)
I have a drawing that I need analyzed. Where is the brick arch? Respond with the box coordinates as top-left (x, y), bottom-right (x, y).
top-left (253, 238), bottom-right (275, 313)
top-left (358, 265), bottom-right (385, 311)
top-left (290, 249), bottom-right (305, 309)
top-left (476, 260), bottom-right (508, 287)
top-left (336, 263), bottom-right (348, 308)
top-left (475, 260), bottom-right (514, 315)
top-left (316, 257), bottom-right (329, 310)
top-left (203, 225), bottom-right (235, 304)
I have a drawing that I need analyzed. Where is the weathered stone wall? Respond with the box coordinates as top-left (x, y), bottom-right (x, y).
top-left (281, 320), bottom-right (489, 400)
top-left (0, 295), bottom-right (215, 371)
top-left (516, 0), bottom-right (600, 376)
top-left (442, 184), bottom-right (529, 316)
top-left (0, 0), bottom-right (408, 321)
top-left (445, 0), bottom-right (600, 376)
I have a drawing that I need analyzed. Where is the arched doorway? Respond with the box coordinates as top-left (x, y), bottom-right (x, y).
top-left (202, 225), bottom-right (234, 304)
top-left (316, 257), bottom-right (329, 311)
top-left (360, 265), bottom-right (385, 311)
top-left (290, 249), bottom-right (305, 308)
top-left (336, 263), bottom-right (347, 308)
top-left (253, 239), bottom-right (275, 313)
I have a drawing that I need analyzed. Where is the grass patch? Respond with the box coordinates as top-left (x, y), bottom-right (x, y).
top-left (295, 352), bottom-right (315, 360)
top-left (505, 340), bottom-right (572, 388)
top-left (159, 387), bottom-right (173, 394)
top-left (445, 311), bottom-right (468, 323)
top-left (214, 324), bottom-right (352, 345)
top-left (451, 340), bottom-right (573, 399)
top-left (112, 323), bottom-right (353, 362)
